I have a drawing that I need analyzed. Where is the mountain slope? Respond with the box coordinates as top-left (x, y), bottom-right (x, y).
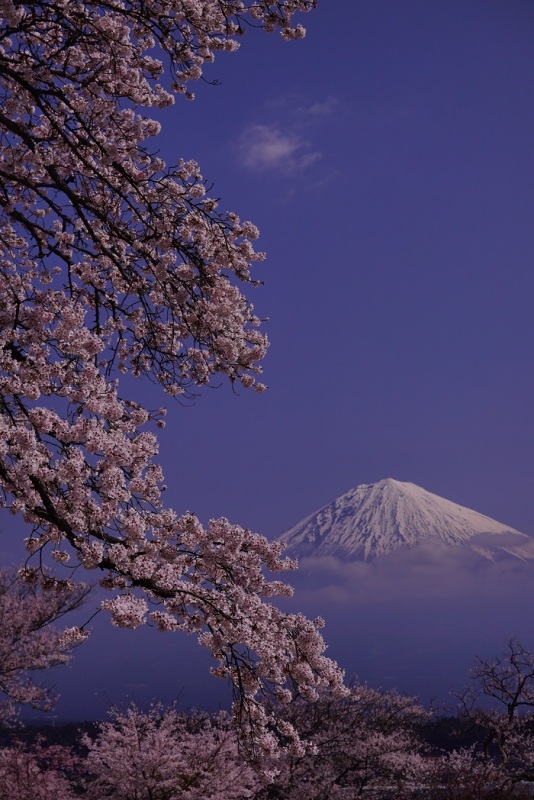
top-left (279, 478), bottom-right (534, 562)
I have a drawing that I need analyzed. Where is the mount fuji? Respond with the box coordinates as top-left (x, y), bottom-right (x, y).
top-left (276, 480), bottom-right (534, 704)
top-left (279, 478), bottom-right (534, 562)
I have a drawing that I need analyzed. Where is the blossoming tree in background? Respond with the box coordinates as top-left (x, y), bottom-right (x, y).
top-left (0, 0), bottom-right (345, 754)
top-left (455, 639), bottom-right (534, 786)
top-left (83, 704), bottom-right (258, 800)
top-left (0, 567), bottom-right (90, 724)
top-left (0, 740), bottom-right (79, 800)
top-left (254, 683), bottom-right (430, 799)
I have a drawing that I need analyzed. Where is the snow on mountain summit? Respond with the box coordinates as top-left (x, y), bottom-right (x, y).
top-left (279, 479), bottom-right (534, 562)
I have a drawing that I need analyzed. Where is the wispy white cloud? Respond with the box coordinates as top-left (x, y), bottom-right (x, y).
top-left (296, 96), bottom-right (339, 118)
top-left (263, 93), bottom-right (340, 121)
top-left (237, 123), bottom-right (321, 173)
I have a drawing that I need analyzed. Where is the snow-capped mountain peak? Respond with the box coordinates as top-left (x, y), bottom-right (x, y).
top-left (279, 478), bottom-right (534, 561)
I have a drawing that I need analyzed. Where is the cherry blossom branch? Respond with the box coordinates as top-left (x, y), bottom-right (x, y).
top-left (0, 0), bottom-right (346, 755)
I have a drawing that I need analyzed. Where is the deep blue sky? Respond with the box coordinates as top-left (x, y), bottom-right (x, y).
top-left (3, 0), bottom-right (534, 720)
top-left (148, 0), bottom-right (534, 541)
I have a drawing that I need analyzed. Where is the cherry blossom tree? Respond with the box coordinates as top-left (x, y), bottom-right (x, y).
top-left (0, 0), bottom-right (344, 754)
top-left (0, 739), bottom-right (78, 800)
top-left (455, 639), bottom-right (534, 785)
top-left (0, 566), bottom-right (90, 724)
top-left (83, 703), bottom-right (258, 800)
top-left (424, 745), bottom-right (510, 800)
top-left (253, 682), bottom-right (430, 799)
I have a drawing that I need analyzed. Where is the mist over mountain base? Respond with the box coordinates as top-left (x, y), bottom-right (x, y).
top-left (281, 541), bottom-right (534, 706)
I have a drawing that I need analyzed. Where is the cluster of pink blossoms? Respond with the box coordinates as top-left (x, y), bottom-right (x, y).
top-left (0, 568), bottom-right (90, 723)
top-left (0, 0), bottom-right (344, 755)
